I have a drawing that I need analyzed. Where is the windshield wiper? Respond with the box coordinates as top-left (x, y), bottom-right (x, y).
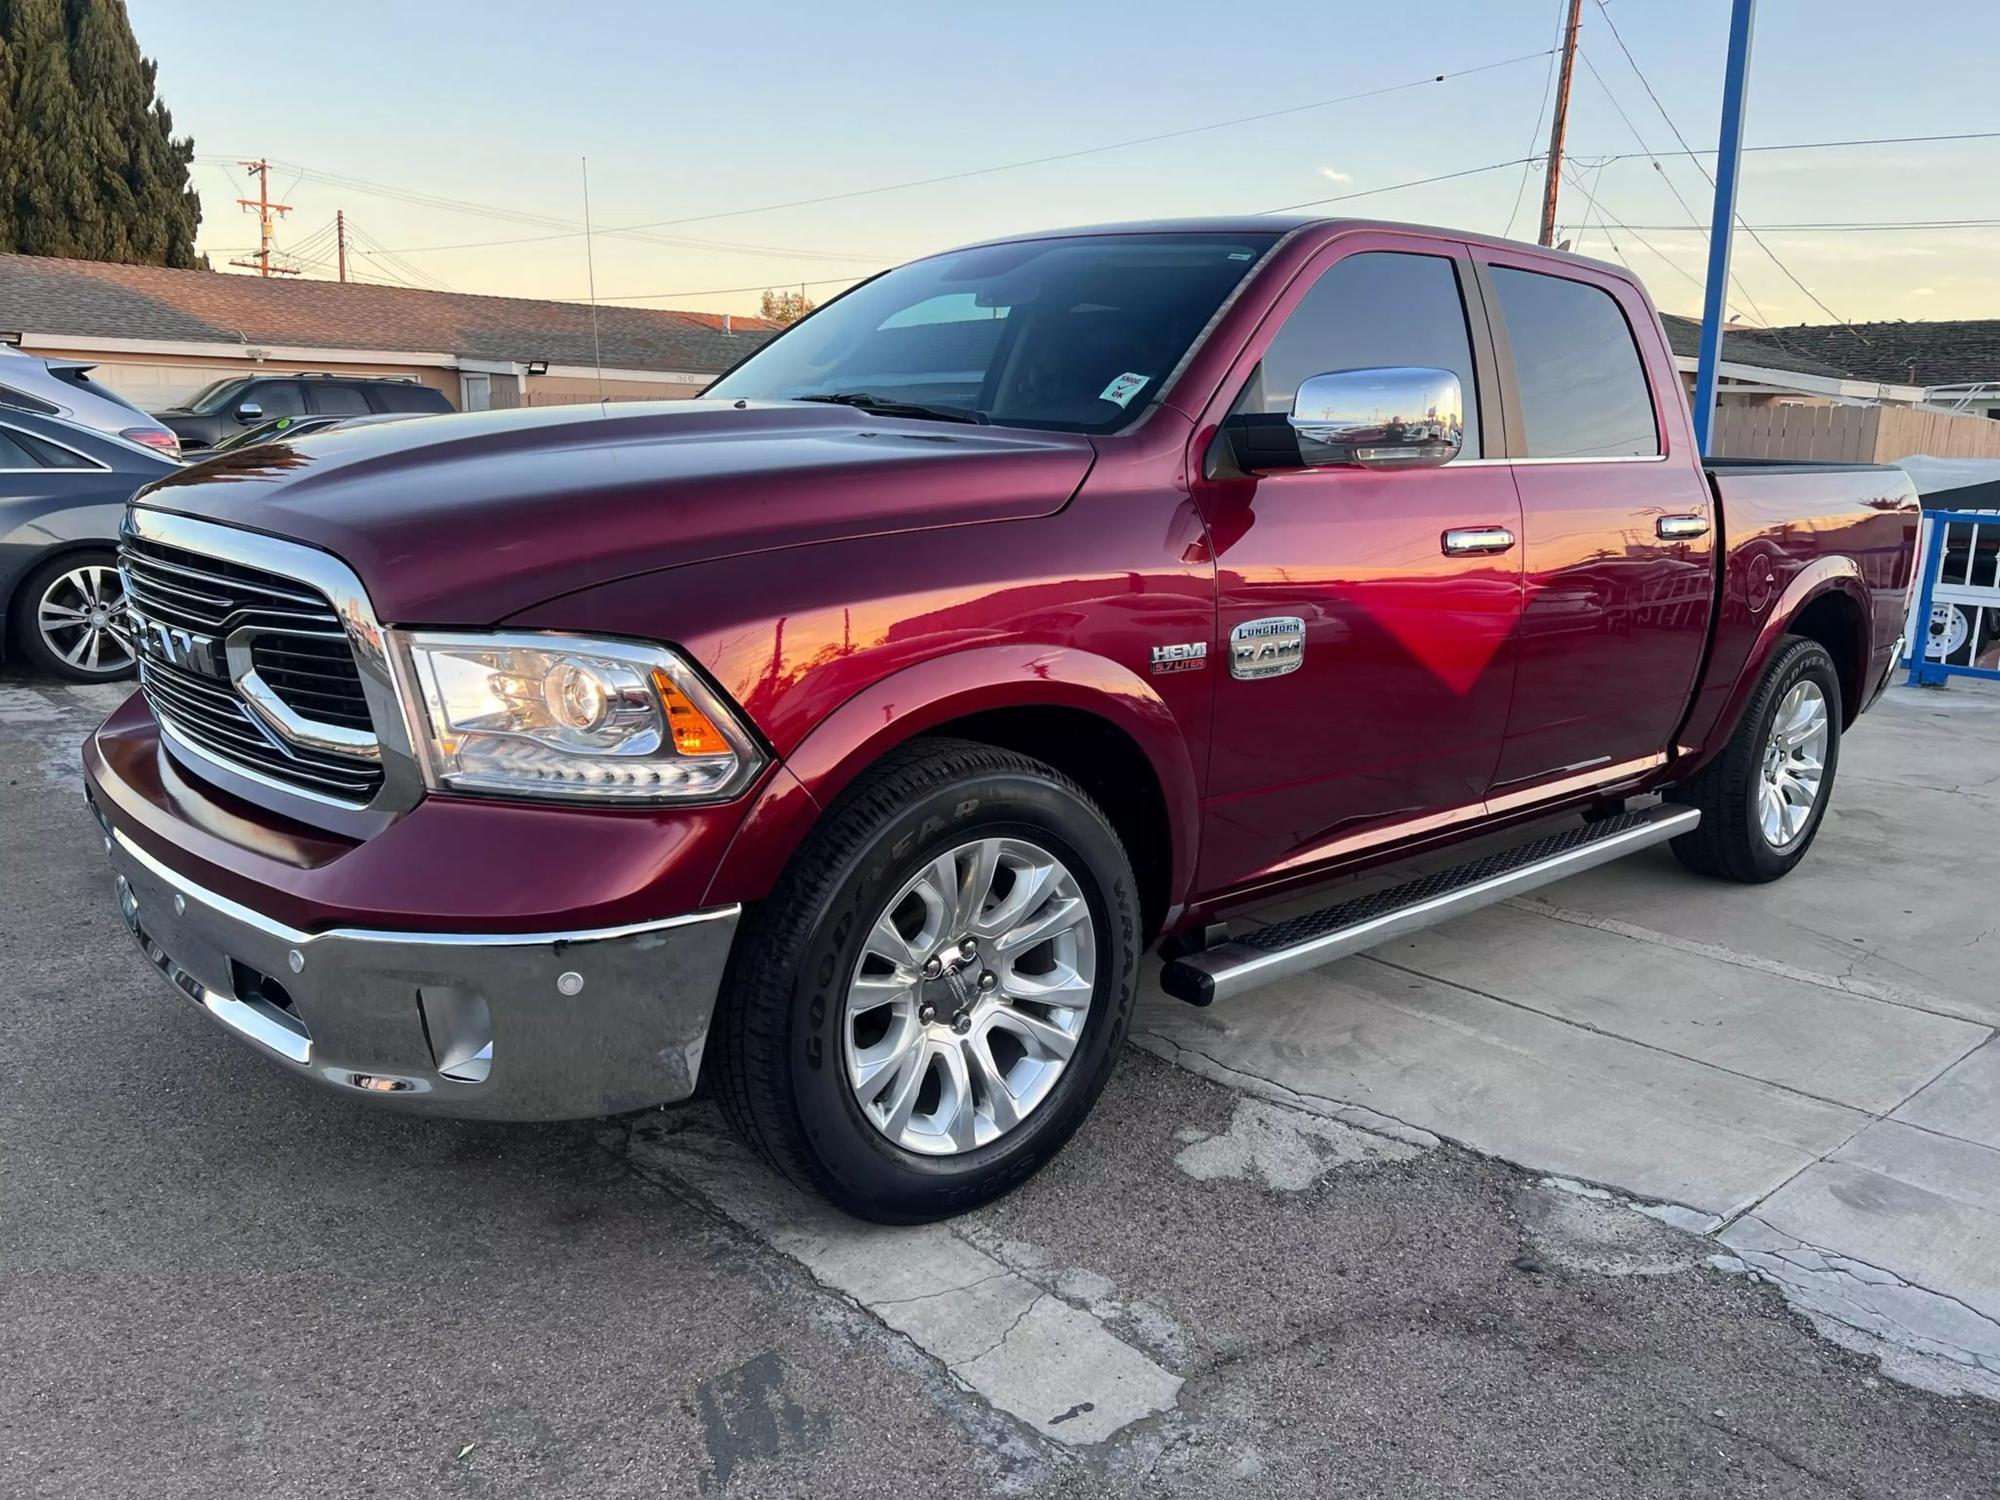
top-left (795, 392), bottom-right (988, 425)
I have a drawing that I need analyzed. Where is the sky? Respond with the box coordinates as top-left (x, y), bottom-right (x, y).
top-left (132, 0), bottom-right (2000, 328)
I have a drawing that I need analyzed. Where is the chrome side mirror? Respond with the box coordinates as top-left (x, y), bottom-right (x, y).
top-left (235, 402), bottom-right (264, 422)
top-left (1288, 367), bottom-right (1463, 469)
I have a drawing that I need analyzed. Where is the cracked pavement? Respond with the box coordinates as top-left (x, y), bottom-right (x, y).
top-left (7, 672), bottom-right (2000, 1497)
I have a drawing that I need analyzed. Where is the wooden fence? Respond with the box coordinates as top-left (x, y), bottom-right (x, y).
top-left (1710, 402), bottom-right (2000, 463)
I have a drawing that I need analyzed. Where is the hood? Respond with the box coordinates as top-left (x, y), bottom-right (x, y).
top-left (132, 401), bottom-right (1097, 622)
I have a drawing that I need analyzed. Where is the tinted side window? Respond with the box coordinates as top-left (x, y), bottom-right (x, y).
top-left (370, 383), bottom-right (450, 413)
top-left (16, 431), bottom-right (96, 468)
top-left (1489, 267), bottom-right (1659, 458)
top-left (0, 428), bottom-right (44, 467)
top-left (310, 384), bottom-right (371, 415)
top-left (1237, 250), bottom-right (1480, 458)
top-left (249, 381), bottom-right (306, 418)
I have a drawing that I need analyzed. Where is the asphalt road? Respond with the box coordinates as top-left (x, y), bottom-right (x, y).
top-left (5, 672), bottom-right (1998, 1499)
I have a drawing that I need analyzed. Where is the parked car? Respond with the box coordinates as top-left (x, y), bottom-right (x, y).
top-left (207, 410), bottom-right (425, 455)
top-left (153, 373), bottom-right (453, 451)
top-left (0, 343), bottom-right (180, 456)
top-left (2, 410), bottom-right (176, 680)
top-left (86, 219), bottom-right (1920, 1223)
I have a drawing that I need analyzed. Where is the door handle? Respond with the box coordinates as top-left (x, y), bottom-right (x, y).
top-left (1441, 526), bottom-right (1516, 556)
top-left (1657, 514), bottom-right (1710, 540)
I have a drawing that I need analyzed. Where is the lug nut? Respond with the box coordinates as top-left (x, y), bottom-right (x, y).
top-left (951, 1012), bottom-right (973, 1034)
top-left (959, 937), bottom-right (978, 959)
top-left (923, 956), bottom-right (944, 979)
top-left (918, 1003), bottom-right (936, 1024)
top-left (978, 970), bottom-right (997, 992)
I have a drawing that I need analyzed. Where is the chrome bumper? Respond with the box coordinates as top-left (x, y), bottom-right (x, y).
top-left (102, 825), bottom-right (739, 1120)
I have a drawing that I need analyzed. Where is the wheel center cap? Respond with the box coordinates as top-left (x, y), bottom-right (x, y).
top-left (88, 609), bottom-right (107, 626)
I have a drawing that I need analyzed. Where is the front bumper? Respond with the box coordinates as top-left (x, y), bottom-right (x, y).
top-left (101, 817), bottom-right (739, 1121)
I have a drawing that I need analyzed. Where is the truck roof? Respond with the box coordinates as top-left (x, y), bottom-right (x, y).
top-left (952, 215), bottom-right (1632, 281)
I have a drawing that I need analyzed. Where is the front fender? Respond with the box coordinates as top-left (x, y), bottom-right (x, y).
top-left (702, 643), bottom-right (1202, 920)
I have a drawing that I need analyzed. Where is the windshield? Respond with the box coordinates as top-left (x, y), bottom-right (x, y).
top-left (708, 232), bottom-right (1278, 433)
top-left (184, 377), bottom-right (253, 413)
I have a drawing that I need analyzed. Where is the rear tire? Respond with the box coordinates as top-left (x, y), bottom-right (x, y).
top-left (10, 549), bottom-right (137, 683)
top-left (1666, 635), bottom-right (1841, 883)
top-left (709, 738), bottom-right (1139, 1223)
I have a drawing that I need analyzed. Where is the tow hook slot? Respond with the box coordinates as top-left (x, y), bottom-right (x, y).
top-left (418, 987), bottom-right (494, 1083)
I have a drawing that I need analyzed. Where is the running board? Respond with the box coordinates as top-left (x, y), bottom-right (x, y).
top-left (1160, 805), bottom-right (1700, 1006)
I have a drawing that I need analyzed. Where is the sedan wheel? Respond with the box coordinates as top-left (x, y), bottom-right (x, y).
top-left (34, 562), bottom-right (136, 679)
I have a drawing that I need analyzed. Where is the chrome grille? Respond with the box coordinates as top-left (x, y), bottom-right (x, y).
top-left (120, 534), bottom-right (384, 803)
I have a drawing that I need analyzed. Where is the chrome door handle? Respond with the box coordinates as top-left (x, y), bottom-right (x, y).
top-left (1442, 526), bottom-right (1516, 556)
top-left (1657, 514), bottom-right (1710, 540)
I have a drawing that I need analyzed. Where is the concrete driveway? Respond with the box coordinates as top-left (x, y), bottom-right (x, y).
top-left (4, 672), bottom-right (1998, 1498)
top-left (1140, 680), bottom-right (2000, 1393)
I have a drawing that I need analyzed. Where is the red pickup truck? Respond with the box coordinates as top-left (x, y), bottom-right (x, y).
top-left (86, 219), bottom-right (1919, 1222)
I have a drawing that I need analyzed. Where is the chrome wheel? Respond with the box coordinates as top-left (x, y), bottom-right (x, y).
top-left (1757, 679), bottom-right (1829, 849)
top-left (843, 836), bottom-right (1096, 1158)
top-left (36, 564), bottom-right (134, 675)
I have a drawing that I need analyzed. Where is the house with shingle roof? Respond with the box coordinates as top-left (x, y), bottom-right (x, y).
top-left (1654, 313), bottom-right (1930, 406)
top-left (1742, 320), bottom-right (2000, 421)
top-left (0, 252), bottom-right (779, 414)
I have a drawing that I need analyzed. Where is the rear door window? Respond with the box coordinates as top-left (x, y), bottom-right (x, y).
top-left (368, 383), bottom-right (448, 412)
top-left (309, 384), bottom-right (371, 415)
top-left (1488, 267), bottom-right (1659, 458)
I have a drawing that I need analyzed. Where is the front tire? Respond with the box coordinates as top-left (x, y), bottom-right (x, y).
top-left (1667, 635), bottom-right (1841, 882)
top-left (710, 739), bottom-right (1140, 1223)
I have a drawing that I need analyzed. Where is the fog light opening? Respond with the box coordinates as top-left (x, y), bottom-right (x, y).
top-left (418, 986), bottom-right (494, 1084)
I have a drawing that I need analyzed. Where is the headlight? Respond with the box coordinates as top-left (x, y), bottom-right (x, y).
top-left (395, 631), bottom-right (763, 802)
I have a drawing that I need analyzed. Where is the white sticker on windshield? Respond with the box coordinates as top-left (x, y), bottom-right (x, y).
top-left (1099, 372), bottom-right (1150, 408)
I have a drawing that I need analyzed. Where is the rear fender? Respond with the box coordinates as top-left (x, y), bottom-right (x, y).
top-left (702, 643), bottom-right (1201, 920)
top-left (1684, 558), bottom-right (1870, 765)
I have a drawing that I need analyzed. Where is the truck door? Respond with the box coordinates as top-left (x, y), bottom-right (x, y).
top-left (1190, 237), bottom-right (1526, 893)
top-left (1472, 251), bottom-right (1715, 789)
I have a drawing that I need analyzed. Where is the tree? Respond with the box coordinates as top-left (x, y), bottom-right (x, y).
top-left (0, 0), bottom-right (202, 266)
top-left (760, 287), bottom-right (817, 325)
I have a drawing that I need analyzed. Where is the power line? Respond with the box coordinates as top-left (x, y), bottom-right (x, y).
top-left (200, 48), bottom-right (1558, 262)
top-left (1263, 156), bottom-right (1539, 214)
top-left (1580, 217), bottom-right (2000, 232)
top-left (586, 49), bottom-right (1559, 235)
top-left (1580, 6), bottom-right (1871, 337)
top-left (1575, 43), bottom-right (1772, 326)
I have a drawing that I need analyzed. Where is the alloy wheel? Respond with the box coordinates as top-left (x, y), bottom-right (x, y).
top-left (843, 836), bottom-right (1096, 1157)
top-left (36, 564), bottom-right (134, 676)
top-left (1756, 679), bottom-right (1829, 849)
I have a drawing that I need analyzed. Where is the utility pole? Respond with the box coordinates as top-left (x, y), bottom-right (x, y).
top-left (336, 210), bottom-right (348, 283)
top-left (229, 159), bottom-right (298, 277)
top-left (1692, 0), bottom-right (1758, 454)
top-left (1537, 0), bottom-right (1585, 247)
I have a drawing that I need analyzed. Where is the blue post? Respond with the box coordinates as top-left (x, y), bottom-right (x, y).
top-left (1907, 518), bottom-right (1950, 687)
top-left (1692, 0), bottom-right (1758, 457)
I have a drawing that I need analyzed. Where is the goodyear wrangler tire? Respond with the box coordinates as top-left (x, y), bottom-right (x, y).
top-left (710, 738), bottom-right (1140, 1223)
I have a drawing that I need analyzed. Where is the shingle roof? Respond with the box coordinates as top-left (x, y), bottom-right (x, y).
top-left (1656, 313), bottom-right (1859, 381)
top-left (1748, 320), bottom-right (2000, 388)
top-left (0, 252), bottom-right (779, 373)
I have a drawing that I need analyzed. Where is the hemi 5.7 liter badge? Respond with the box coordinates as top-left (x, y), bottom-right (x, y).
top-left (1150, 641), bottom-right (1208, 675)
top-left (1230, 616), bottom-right (1305, 680)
